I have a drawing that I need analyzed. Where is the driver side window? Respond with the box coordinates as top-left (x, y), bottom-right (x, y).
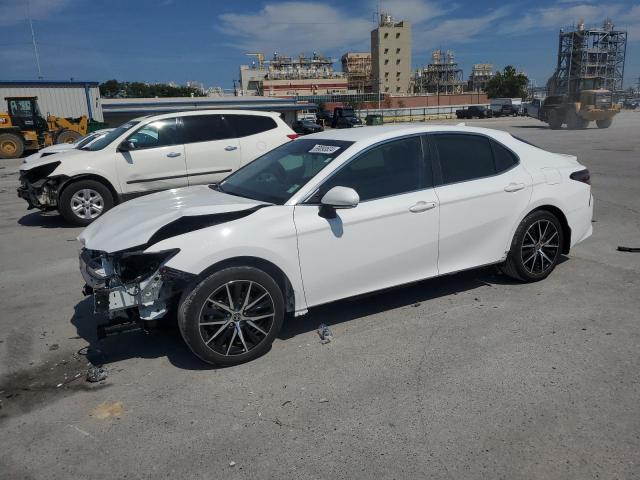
top-left (312, 136), bottom-right (427, 202)
top-left (126, 118), bottom-right (179, 150)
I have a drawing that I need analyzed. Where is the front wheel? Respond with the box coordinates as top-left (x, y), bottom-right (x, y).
top-left (178, 267), bottom-right (285, 366)
top-left (501, 210), bottom-right (564, 282)
top-left (58, 179), bottom-right (114, 226)
top-left (547, 110), bottom-right (563, 130)
top-left (596, 118), bottom-right (613, 129)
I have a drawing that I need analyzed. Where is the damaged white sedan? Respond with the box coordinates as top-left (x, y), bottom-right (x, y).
top-left (78, 125), bottom-right (593, 366)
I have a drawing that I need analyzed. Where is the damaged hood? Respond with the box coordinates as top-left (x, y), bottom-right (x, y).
top-left (78, 185), bottom-right (269, 253)
top-left (20, 149), bottom-right (86, 171)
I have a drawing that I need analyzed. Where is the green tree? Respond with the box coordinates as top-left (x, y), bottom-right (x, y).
top-left (98, 80), bottom-right (206, 98)
top-left (485, 66), bottom-right (529, 99)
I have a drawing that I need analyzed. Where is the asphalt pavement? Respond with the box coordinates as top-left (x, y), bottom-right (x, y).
top-left (1, 112), bottom-right (639, 479)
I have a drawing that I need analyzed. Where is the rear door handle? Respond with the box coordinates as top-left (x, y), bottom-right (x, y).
top-left (166, 152), bottom-right (181, 158)
top-left (225, 146), bottom-right (238, 151)
top-left (409, 201), bottom-right (437, 213)
top-left (504, 182), bottom-right (525, 192)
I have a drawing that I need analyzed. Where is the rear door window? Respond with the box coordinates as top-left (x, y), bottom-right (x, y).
top-left (227, 115), bottom-right (277, 137)
top-left (491, 140), bottom-right (519, 172)
top-left (181, 115), bottom-right (234, 143)
top-left (433, 134), bottom-right (495, 184)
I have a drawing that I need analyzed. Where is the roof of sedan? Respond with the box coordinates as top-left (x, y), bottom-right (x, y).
top-left (305, 123), bottom-right (513, 143)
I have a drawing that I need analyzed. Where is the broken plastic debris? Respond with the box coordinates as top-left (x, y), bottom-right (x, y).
top-left (229, 461), bottom-right (236, 467)
top-left (319, 398), bottom-right (329, 403)
top-left (317, 324), bottom-right (333, 344)
top-left (86, 365), bottom-right (108, 383)
top-left (617, 245), bottom-right (640, 252)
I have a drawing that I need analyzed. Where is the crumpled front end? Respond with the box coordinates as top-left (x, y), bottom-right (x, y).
top-left (79, 247), bottom-right (194, 322)
top-left (17, 161), bottom-right (64, 211)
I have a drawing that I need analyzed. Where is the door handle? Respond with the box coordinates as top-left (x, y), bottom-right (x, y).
top-left (166, 152), bottom-right (181, 158)
top-left (225, 146), bottom-right (238, 151)
top-left (409, 201), bottom-right (437, 213)
top-left (504, 182), bottom-right (525, 192)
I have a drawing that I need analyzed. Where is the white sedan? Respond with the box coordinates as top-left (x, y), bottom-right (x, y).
top-left (78, 125), bottom-right (593, 365)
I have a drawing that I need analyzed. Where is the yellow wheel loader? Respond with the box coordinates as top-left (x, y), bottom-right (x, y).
top-left (0, 96), bottom-right (106, 159)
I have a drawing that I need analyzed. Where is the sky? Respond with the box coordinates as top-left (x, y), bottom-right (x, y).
top-left (1, 0), bottom-right (639, 90)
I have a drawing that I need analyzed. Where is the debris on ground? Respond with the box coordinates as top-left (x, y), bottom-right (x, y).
top-left (86, 365), bottom-right (108, 383)
top-left (317, 324), bottom-right (333, 344)
top-left (319, 398), bottom-right (329, 403)
top-left (412, 302), bottom-right (421, 307)
top-left (281, 400), bottom-right (291, 407)
top-left (91, 401), bottom-right (124, 420)
top-left (617, 245), bottom-right (640, 252)
top-left (48, 344), bottom-right (59, 351)
top-left (229, 461), bottom-right (236, 467)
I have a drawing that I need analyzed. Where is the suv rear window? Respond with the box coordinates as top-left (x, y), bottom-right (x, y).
top-left (227, 115), bottom-right (277, 137)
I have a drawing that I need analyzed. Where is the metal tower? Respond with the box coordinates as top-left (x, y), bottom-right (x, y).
top-left (551, 19), bottom-right (627, 99)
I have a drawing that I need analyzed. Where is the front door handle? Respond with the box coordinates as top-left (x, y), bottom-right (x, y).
top-left (409, 201), bottom-right (437, 213)
top-left (225, 145), bottom-right (238, 151)
top-left (166, 152), bottom-right (181, 158)
top-left (504, 182), bottom-right (525, 192)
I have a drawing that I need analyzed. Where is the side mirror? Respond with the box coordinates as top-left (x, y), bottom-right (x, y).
top-left (319, 186), bottom-right (359, 218)
top-left (117, 140), bottom-right (135, 152)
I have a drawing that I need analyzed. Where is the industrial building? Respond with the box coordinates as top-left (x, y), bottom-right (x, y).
top-left (467, 64), bottom-right (494, 92)
top-left (341, 52), bottom-right (372, 93)
top-left (100, 96), bottom-right (308, 127)
top-left (239, 52), bottom-right (347, 97)
top-left (413, 50), bottom-right (465, 95)
top-left (548, 19), bottom-right (627, 96)
top-left (0, 80), bottom-right (103, 121)
top-left (371, 13), bottom-right (412, 94)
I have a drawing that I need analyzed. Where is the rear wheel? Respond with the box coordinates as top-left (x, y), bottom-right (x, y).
top-left (596, 118), bottom-right (613, 129)
top-left (501, 210), bottom-right (564, 282)
top-left (58, 179), bottom-right (114, 226)
top-left (178, 267), bottom-right (285, 366)
top-left (0, 132), bottom-right (24, 159)
top-left (56, 129), bottom-right (82, 144)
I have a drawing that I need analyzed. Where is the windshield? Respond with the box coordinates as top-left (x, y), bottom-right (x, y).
top-left (75, 132), bottom-right (100, 149)
top-left (219, 139), bottom-right (354, 204)
top-left (82, 121), bottom-right (139, 151)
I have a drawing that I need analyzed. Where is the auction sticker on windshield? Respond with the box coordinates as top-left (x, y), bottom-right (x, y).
top-left (309, 144), bottom-right (341, 154)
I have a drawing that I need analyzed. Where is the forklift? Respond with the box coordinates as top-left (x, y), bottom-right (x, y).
top-left (0, 96), bottom-right (105, 159)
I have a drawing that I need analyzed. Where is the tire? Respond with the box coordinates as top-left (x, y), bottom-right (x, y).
top-left (56, 129), bottom-right (82, 144)
top-left (58, 179), bottom-right (114, 226)
top-left (178, 267), bottom-right (285, 366)
top-left (0, 132), bottom-right (25, 159)
top-left (501, 210), bottom-right (564, 282)
top-left (547, 110), bottom-right (563, 130)
top-left (596, 118), bottom-right (613, 129)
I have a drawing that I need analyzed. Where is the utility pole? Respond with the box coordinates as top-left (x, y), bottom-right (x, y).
top-left (26, 0), bottom-right (43, 79)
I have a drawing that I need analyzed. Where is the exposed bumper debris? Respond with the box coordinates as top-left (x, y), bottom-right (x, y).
top-left (86, 365), bottom-right (108, 383)
top-left (317, 324), bottom-right (333, 344)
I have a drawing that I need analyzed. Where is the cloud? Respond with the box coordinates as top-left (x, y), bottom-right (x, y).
top-left (500, 3), bottom-right (625, 35)
top-left (218, 2), bottom-right (371, 55)
top-left (373, 0), bottom-right (448, 24)
top-left (0, 0), bottom-right (73, 27)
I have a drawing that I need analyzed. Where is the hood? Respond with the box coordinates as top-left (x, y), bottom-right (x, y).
top-left (20, 148), bottom-right (86, 171)
top-left (78, 185), bottom-right (269, 253)
top-left (23, 144), bottom-right (75, 164)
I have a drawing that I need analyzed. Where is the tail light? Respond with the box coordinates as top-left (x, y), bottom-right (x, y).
top-left (570, 169), bottom-right (591, 185)
top-left (287, 133), bottom-right (299, 140)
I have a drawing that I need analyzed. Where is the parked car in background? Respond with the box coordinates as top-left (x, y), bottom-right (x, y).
top-left (455, 106), bottom-right (492, 119)
top-left (18, 110), bottom-right (296, 225)
top-left (316, 110), bottom-right (334, 126)
top-left (498, 104), bottom-right (520, 117)
top-left (489, 98), bottom-right (513, 116)
top-left (78, 124), bottom-right (593, 366)
top-left (332, 107), bottom-right (362, 128)
top-left (23, 129), bottom-right (113, 163)
top-left (292, 120), bottom-right (324, 135)
top-left (524, 99), bottom-right (543, 119)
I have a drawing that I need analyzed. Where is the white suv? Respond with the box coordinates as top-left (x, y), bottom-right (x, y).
top-left (17, 110), bottom-right (296, 225)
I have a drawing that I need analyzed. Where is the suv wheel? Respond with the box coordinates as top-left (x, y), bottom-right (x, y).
top-left (501, 210), bottom-right (564, 282)
top-left (178, 267), bottom-right (285, 366)
top-left (547, 110), bottom-right (563, 130)
top-left (59, 179), bottom-right (114, 226)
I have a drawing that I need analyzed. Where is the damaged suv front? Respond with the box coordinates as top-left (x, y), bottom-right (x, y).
top-left (17, 160), bottom-right (64, 210)
top-left (79, 247), bottom-right (193, 329)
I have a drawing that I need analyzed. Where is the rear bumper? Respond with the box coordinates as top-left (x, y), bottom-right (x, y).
top-left (566, 194), bottom-right (594, 248)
